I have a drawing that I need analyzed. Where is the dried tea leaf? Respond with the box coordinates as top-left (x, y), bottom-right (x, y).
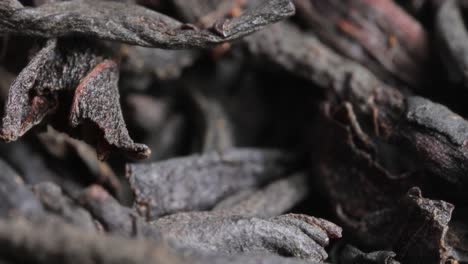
top-left (0, 39), bottom-right (61, 142)
top-left (0, 0), bottom-right (295, 48)
top-left (338, 245), bottom-right (400, 264)
top-left (152, 173), bottom-right (309, 226)
top-left (32, 182), bottom-right (96, 231)
top-left (127, 148), bottom-right (295, 220)
top-left (38, 127), bottom-right (121, 196)
top-left (80, 181), bottom-right (334, 263)
top-left (350, 188), bottom-right (454, 263)
top-left (0, 216), bottom-right (322, 264)
top-left (293, 0), bottom-right (428, 86)
top-left (317, 101), bottom-right (421, 220)
top-left (249, 22), bottom-right (468, 198)
top-left (172, 0), bottom-right (239, 25)
top-left (0, 136), bottom-right (89, 198)
top-left (154, 213), bottom-right (340, 262)
top-left (213, 172), bottom-right (309, 218)
top-left (245, 21), bottom-right (405, 122)
top-left (322, 93), bottom-right (468, 198)
top-left (189, 88), bottom-right (235, 153)
top-left (179, 56), bottom-right (248, 152)
top-left (0, 39), bottom-right (99, 140)
top-left (436, 0), bottom-right (468, 88)
top-left (70, 59), bottom-right (150, 160)
top-left (124, 94), bottom-right (187, 161)
top-left (79, 185), bottom-right (161, 240)
top-left (0, 37), bottom-right (149, 159)
top-left (0, 159), bottom-right (44, 218)
top-left (445, 211), bottom-right (468, 263)
top-left (398, 96), bottom-right (468, 186)
top-left (120, 46), bottom-right (199, 80)
top-left (0, 139), bottom-right (63, 185)
top-left (0, 216), bottom-right (177, 264)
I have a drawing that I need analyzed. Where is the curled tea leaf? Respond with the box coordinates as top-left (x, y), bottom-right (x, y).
top-left (0, 0), bottom-right (295, 48)
top-left (0, 39), bottom-right (61, 142)
top-left (155, 213), bottom-right (340, 262)
top-left (293, 0), bottom-right (428, 87)
top-left (70, 59), bottom-right (150, 160)
top-left (127, 148), bottom-right (295, 219)
top-left (79, 185), bottom-right (161, 240)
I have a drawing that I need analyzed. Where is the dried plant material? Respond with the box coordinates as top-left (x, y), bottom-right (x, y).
top-left (0, 37), bottom-right (149, 159)
top-left (0, 0), bottom-right (297, 159)
top-left (397, 96), bottom-right (468, 186)
top-left (138, 171), bottom-right (331, 259)
top-left (445, 211), bottom-right (468, 264)
top-left (32, 182), bottom-right (96, 231)
top-left (79, 185), bottom-right (161, 240)
top-left (0, 0), bottom-right (467, 262)
top-left (0, 159), bottom-right (44, 218)
top-left (0, 215), bottom-right (178, 264)
top-left (319, 93), bottom-right (468, 202)
top-left (245, 19), bottom-right (468, 262)
top-left (436, 0), bottom-right (468, 87)
top-left (247, 21), bottom-right (468, 195)
top-left (0, 39), bottom-right (80, 142)
top-left (38, 127), bottom-right (121, 196)
top-left (120, 46), bottom-right (199, 80)
top-left (0, 39), bottom-right (101, 142)
top-left (189, 88), bottom-right (235, 152)
top-left (0, 216), bottom-right (320, 264)
top-left (124, 94), bottom-right (187, 161)
top-left (317, 101), bottom-right (421, 220)
top-left (0, 140), bottom-right (63, 184)
top-left (245, 22), bottom-right (405, 121)
top-left (172, 0), bottom-right (245, 26)
top-left (70, 59), bottom-right (150, 160)
top-left (81, 182), bottom-right (339, 263)
top-left (179, 55), bottom-right (248, 152)
top-left (0, 0), bottom-right (295, 48)
top-left (293, 0), bottom-right (428, 86)
top-left (127, 148), bottom-right (295, 219)
top-left (213, 172), bottom-right (309, 218)
top-left (154, 212), bottom-right (340, 262)
top-left (149, 172), bottom-right (308, 221)
top-left (337, 245), bottom-right (400, 264)
top-left (358, 188), bottom-right (454, 263)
